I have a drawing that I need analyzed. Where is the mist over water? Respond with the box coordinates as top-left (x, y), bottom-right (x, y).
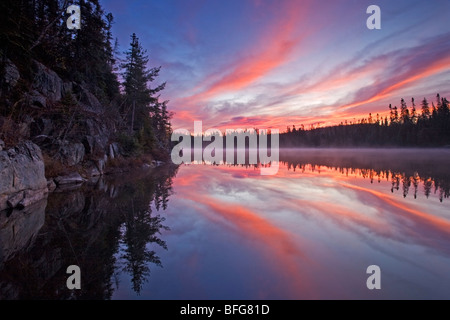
top-left (1, 149), bottom-right (449, 299)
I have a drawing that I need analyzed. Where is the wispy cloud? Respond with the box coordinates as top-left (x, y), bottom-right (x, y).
top-left (101, 0), bottom-right (450, 130)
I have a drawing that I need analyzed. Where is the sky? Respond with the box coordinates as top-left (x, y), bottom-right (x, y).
top-left (100, 0), bottom-right (450, 131)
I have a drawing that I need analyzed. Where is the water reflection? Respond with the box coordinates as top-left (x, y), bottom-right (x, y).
top-left (197, 148), bottom-right (450, 201)
top-left (1, 149), bottom-right (449, 299)
top-left (145, 148), bottom-right (449, 299)
top-left (118, 198), bottom-right (169, 294)
top-left (0, 165), bottom-right (177, 299)
top-left (280, 148), bottom-right (450, 202)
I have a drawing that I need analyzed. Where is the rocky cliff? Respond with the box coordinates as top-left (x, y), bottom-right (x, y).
top-left (0, 141), bottom-right (48, 211)
top-left (0, 57), bottom-right (133, 208)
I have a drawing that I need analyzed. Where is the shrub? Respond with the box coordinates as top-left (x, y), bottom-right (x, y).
top-left (116, 132), bottom-right (143, 156)
top-left (43, 153), bottom-right (69, 178)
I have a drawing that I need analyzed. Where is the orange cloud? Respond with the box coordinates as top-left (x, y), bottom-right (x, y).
top-left (184, 0), bottom-right (312, 104)
top-left (341, 183), bottom-right (450, 233)
top-left (338, 54), bottom-right (450, 112)
top-left (172, 166), bottom-right (319, 296)
top-left (195, 196), bottom-right (317, 297)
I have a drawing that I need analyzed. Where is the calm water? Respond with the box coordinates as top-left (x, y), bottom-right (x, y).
top-left (1, 149), bottom-right (449, 299)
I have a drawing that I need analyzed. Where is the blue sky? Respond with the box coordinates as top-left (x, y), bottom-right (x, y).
top-left (100, 0), bottom-right (450, 130)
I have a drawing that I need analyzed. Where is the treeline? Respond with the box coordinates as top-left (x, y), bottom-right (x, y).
top-left (0, 0), bottom-right (172, 158)
top-left (281, 94), bottom-right (450, 147)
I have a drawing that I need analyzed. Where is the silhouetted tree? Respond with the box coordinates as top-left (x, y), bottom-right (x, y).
top-left (421, 98), bottom-right (430, 119)
top-left (280, 93), bottom-right (450, 148)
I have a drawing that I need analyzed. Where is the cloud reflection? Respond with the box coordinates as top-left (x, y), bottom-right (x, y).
top-left (169, 155), bottom-right (450, 297)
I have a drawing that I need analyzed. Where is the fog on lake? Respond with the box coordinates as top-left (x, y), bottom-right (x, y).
top-left (1, 148), bottom-right (449, 299)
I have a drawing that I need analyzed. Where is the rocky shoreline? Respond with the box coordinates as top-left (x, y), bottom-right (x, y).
top-left (1, 56), bottom-right (170, 211)
top-left (0, 139), bottom-right (166, 212)
top-left (0, 141), bottom-right (48, 211)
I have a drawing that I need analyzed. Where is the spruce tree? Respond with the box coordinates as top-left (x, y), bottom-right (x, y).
top-left (121, 33), bottom-right (166, 152)
top-left (421, 98), bottom-right (430, 119)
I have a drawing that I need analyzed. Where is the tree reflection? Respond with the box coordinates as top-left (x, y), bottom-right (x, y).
top-left (179, 149), bottom-right (450, 202)
top-left (0, 165), bottom-right (178, 299)
top-left (279, 149), bottom-right (450, 202)
top-left (119, 199), bottom-right (169, 295)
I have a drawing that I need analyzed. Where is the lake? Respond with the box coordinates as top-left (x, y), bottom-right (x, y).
top-left (1, 148), bottom-right (449, 299)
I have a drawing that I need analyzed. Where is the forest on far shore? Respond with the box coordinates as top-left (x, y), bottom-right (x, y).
top-left (280, 94), bottom-right (450, 147)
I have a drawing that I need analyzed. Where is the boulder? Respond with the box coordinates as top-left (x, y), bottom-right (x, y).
top-left (82, 134), bottom-right (108, 156)
top-left (0, 141), bottom-right (48, 211)
top-left (79, 86), bottom-right (103, 114)
top-left (26, 90), bottom-right (47, 108)
top-left (85, 165), bottom-right (101, 178)
top-left (108, 142), bottom-right (121, 159)
top-left (1, 59), bottom-right (20, 96)
top-left (4, 59), bottom-right (20, 87)
top-left (54, 172), bottom-right (86, 185)
top-left (19, 189), bottom-right (48, 208)
top-left (0, 139), bottom-right (4, 151)
top-left (112, 143), bottom-right (120, 157)
top-left (31, 60), bottom-right (64, 102)
top-left (82, 135), bottom-right (95, 154)
top-left (6, 192), bottom-right (24, 208)
top-left (47, 179), bottom-right (56, 192)
top-left (109, 144), bottom-right (115, 159)
top-left (57, 141), bottom-right (85, 166)
top-left (96, 155), bottom-right (108, 175)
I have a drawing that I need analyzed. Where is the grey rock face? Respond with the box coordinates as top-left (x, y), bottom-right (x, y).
top-left (96, 155), bottom-right (108, 175)
top-left (26, 90), bottom-right (47, 108)
top-left (47, 179), bottom-right (56, 192)
top-left (79, 86), bottom-right (103, 114)
top-left (3, 59), bottom-right (20, 91)
top-left (109, 142), bottom-right (120, 159)
top-left (0, 58), bottom-right (20, 98)
top-left (57, 141), bottom-right (85, 166)
top-left (31, 60), bottom-right (64, 103)
top-left (0, 141), bottom-right (48, 211)
top-left (54, 172), bottom-right (86, 185)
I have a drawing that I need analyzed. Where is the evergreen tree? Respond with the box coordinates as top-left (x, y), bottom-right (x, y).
top-left (393, 106), bottom-right (399, 124)
top-left (122, 33), bottom-right (164, 132)
top-left (411, 98), bottom-right (417, 124)
top-left (120, 33), bottom-right (171, 156)
top-left (400, 98), bottom-right (410, 124)
top-left (421, 98), bottom-right (430, 119)
top-left (279, 93), bottom-right (450, 147)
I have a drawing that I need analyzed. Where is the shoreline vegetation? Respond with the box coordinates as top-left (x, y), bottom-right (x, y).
top-left (0, 0), bottom-right (174, 210)
top-left (280, 95), bottom-right (450, 148)
top-left (176, 148), bottom-right (450, 202)
top-left (172, 94), bottom-right (450, 149)
top-left (0, 1), bottom-right (173, 182)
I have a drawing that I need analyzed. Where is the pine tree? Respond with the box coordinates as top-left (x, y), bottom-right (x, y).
top-left (393, 106), bottom-right (399, 124)
top-left (421, 98), bottom-right (430, 119)
top-left (400, 98), bottom-right (410, 124)
top-left (0, 0), bottom-right (38, 58)
top-left (389, 104), bottom-right (394, 123)
top-left (121, 33), bottom-right (168, 155)
top-left (411, 98), bottom-right (417, 124)
top-left (122, 33), bottom-right (160, 131)
top-left (68, 0), bottom-right (119, 101)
